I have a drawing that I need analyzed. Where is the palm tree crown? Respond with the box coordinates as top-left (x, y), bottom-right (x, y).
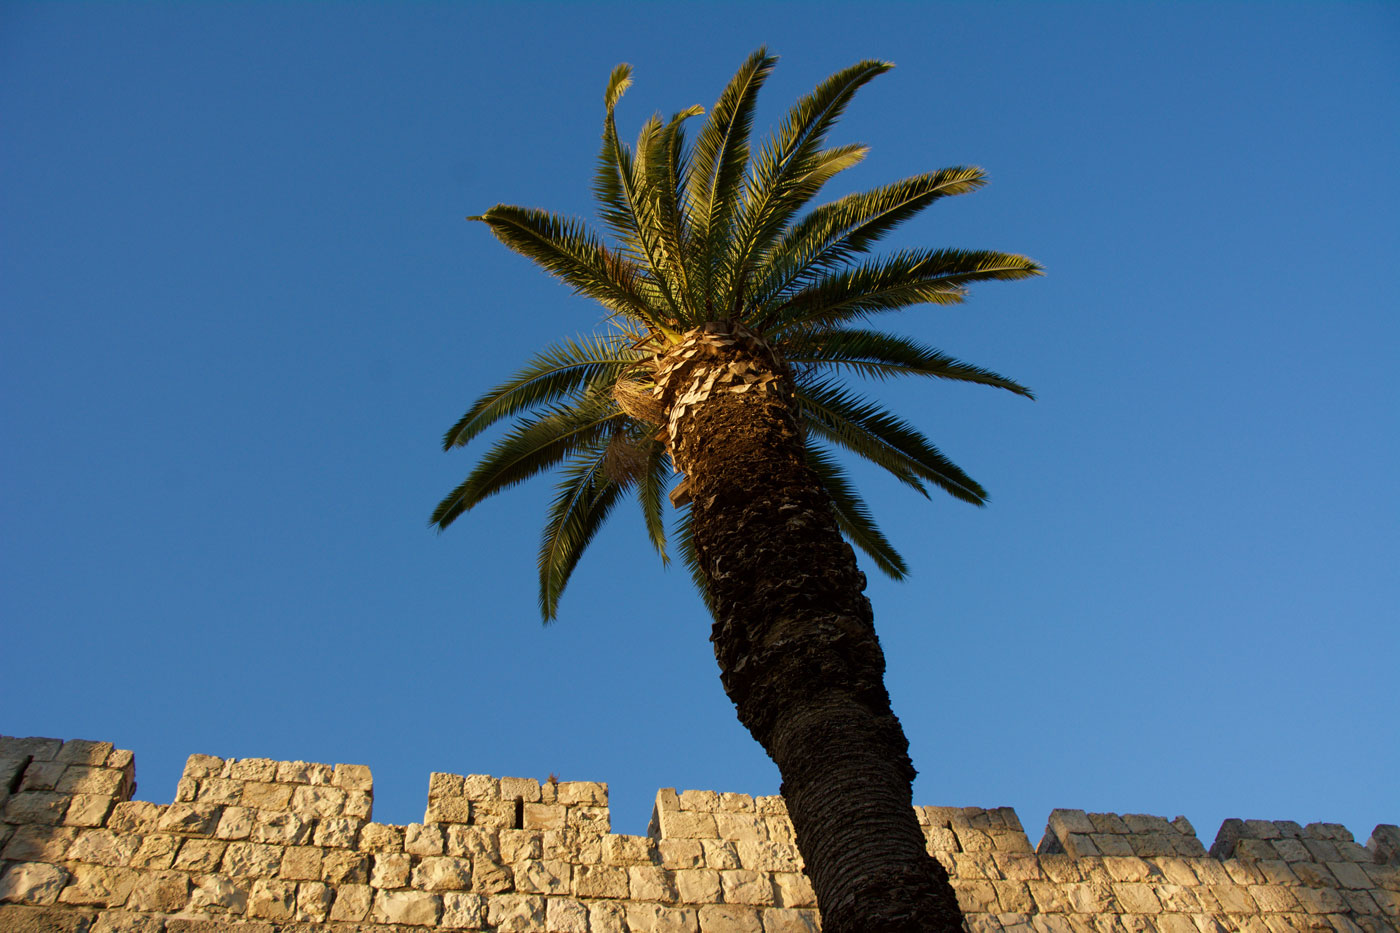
top-left (434, 48), bottom-right (1041, 619)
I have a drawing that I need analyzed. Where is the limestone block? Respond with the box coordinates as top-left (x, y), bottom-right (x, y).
top-left (333, 762), bottom-right (373, 792)
top-left (926, 826), bottom-right (960, 852)
top-left (247, 878), bottom-right (298, 920)
top-left (736, 841), bottom-right (801, 873)
top-left (321, 849), bottom-right (369, 884)
top-left (1027, 879), bottom-right (1073, 913)
top-left (627, 901), bottom-right (700, 933)
top-left (1237, 839), bottom-right (1281, 860)
top-left (473, 857), bottom-right (513, 894)
top-left (213, 806), bottom-right (254, 840)
top-left (442, 891), bottom-right (487, 929)
top-left (1361, 862), bottom-right (1400, 890)
top-left (473, 799), bottom-right (517, 829)
top-left (544, 895), bottom-right (588, 933)
top-left (1273, 838), bottom-right (1313, 863)
top-left (361, 822), bottom-right (406, 851)
top-left (56, 766), bottom-right (126, 797)
top-left (183, 754), bottom-right (225, 780)
top-left (224, 758), bottom-right (277, 782)
top-left (1111, 882), bottom-right (1162, 914)
top-left (427, 796), bottom-right (474, 824)
top-left (291, 784), bottom-right (346, 817)
top-left (1325, 861), bottom-right (1374, 890)
top-left (1293, 863), bottom-right (1340, 888)
top-left (659, 839), bottom-right (704, 870)
top-left (568, 805), bottom-right (611, 833)
top-left (56, 864), bottom-right (134, 908)
top-left (605, 833), bottom-right (655, 866)
top-left (406, 822), bottom-right (445, 855)
top-left (220, 841), bottom-right (283, 878)
top-left (1257, 860), bottom-right (1301, 885)
top-left (994, 881), bottom-right (1035, 914)
top-left (630, 865), bottom-right (678, 902)
top-left (1333, 841), bottom-right (1374, 863)
top-left (501, 777), bottom-right (542, 803)
top-left (1050, 809), bottom-right (1098, 839)
top-left (715, 813), bottom-right (769, 844)
top-left (720, 793), bottom-right (755, 813)
top-left (772, 871), bottom-right (815, 909)
top-left (1122, 814), bottom-right (1175, 835)
top-left (188, 873), bottom-right (248, 914)
top-left (462, 774), bottom-right (501, 800)
top-left (500, 829), bottom-right (543, 863)
top-left (524, 803), bottom-right (566, 831)
top-left (766, 819), bottom-right (796, 845)
top-left (1292, 884), bottom-right (1348, 914)
top-left (676, 869), bottom-right (722, 904)
top-left (574, 864), bottom-right (628, 899)
top-left (293, 880), bottom-right (332, 921)
top-left (656, 789), bottom-right (681, 812)
top-left (1208, 883), bottom-right (1261, 913)
top-left (277, 845), bottom-right (322, 881)
top-left (250, 810), bottom-right (311, 845)
top-left (126, 870), bottom-right (189, 913)
top-left (1090, 813), bottom-right (1131, 835)
top-left (3, 791), bottom-right (70, 825)
top-left (173, 838), bottom-right (226, 872)
top-left (344, 791), bottom-right (372, 819)
top-left (18, 762), bottom-right (67, 792)
top-left (1343, 889), bottom-right (1384, 915)
top-left (1093, 834), bottom-right (1137, 858)
top-left (556, 781), bottom-right (607, 807)
top-left (414, 855), bottom-right (473, 892)
top-left (431, 773), bottom-right (468, 798)
top-left (275, 761), bottom-right (334, 785)
top-left (63, 793), bottom-right (114, 828)
top-left (313, 815), bottom-right (362, 848)
top-left (699, 903), bottom-right (764, 933)
top-left (1129, 834), bottom-right (1176, 858)
top-left (1154, 882), bottom-right (1202, 913)
top-left (239, 782), bottom-right (292, 811)
top-left (1251, 884), bottom-right (1302, 912)
top-left (721, 869), bottom-right (775, 907)
top-left (1368, 825), bottom-right (1400, 863)
top-left (1102, 857), bottom-right (1154, 883)
top-left (174, 777), bottom-right (198, 802)
top-left (954, 879), bottom-right (999, 913)
top-left (486, 893), bottom-right (544, 932)
top-left (589, 899), bottom-right (628, 933)
top-left (67, 830), bottom-right (138, 867)
top-left (157, 802), bottom-right (221, 835)
top-left (516, 858), bottom-right (570, 896)
top-left (0, 862), bottom-right (69, 905)
top-left (328, 883), bottom-right (372, 921)
top-left (703, 840), bottom-right (741, 870)
top-left (448, 825), bottom-right (501, 861)
top-left (128, 833), bottom-right (180, 870)
top-left (1040, 854), bottom-right (1085, 883)
top-left (372, 888), bottom-right (443, 925)
top-left (370, 851), bottom-right (412, 889)
top-left (0, 737), bottom-right (63, 760)
top-left (680, 790), bottom-right (720, 811)
top-left (994, 854), bottom-right (1047, 882)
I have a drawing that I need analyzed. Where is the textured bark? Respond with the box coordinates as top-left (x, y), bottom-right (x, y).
top-left (657, 322), bottom-right (964, 933)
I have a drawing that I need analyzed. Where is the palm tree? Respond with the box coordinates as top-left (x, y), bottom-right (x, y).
top-left (434, 49), bottom-right (1039, 933)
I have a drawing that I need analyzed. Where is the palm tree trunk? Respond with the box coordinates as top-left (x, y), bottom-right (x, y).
top-left (657, 323), bottom-right (964, 933)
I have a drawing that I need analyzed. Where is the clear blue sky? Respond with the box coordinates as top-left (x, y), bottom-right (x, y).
top-left (3, 2), bottom-right (1396, 847)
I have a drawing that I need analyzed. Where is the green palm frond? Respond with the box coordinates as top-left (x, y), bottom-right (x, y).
top-left (752, 167), bottom-right (988, 314)
top-left (432, 394), bottom-right (621, 530)
top-left (538, 442), bottom-right (627, 620)
top-left (637, 105), bottom-right (706, 322)
top-left (769, 248), bottom-right (1043, 333)
top-left (673, 504), bottom-right (717, 617)
top-left (637, 439), bottom-right (672, 562)
top-left (722, 60), bottom-right (891, 308)
top-left (805, 446), bottom-right (908, 580)
top-left (785, 328), bottom-right (1034, 398)
top-left (687, 48), bottom-right (776, 315)
top-left (442, 334), bottom-right (637, 451)
top-left (471, 205), bottom-right (664, 331)
top-left (797, 379), bottom-right (987, 505)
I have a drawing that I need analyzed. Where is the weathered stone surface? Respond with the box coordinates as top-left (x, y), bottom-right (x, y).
top-left (699, 903), bottom-right (764, 933)
top-left (57, 865), bottom-right (135, 908)
top-left (1, 862), bottom-right (70, 906)
top-left (327, 883), bottom-right (371, 922)
top-left (125, 870), bottom-right (188, 913)
top-left (441, 891), bottom-right (487, 929)
top-left (486, 893), bottom-right (545, 932)
top-left (372, 888), bottom-right (442, 925)
top-left (188, 874), bottom-right (247, 913)
top-left (414, 855), bottom-right (473, 892)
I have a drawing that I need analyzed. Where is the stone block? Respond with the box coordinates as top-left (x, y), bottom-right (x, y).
top-left (60, 795), bottom-right (112, 829)
top-left (56, 864), bottom-right (135, 908)
top-left (501, 777), bottom-right (542, 803)
top-left (499, 829), bottom-right (543, 863)
top-left (427, 796), bottom-right (474, 824)
top-left (1367, 825), bottom-right (1400, 864)
top-left (278, 845), bottom-right (322, 881)
top-left (182, 754), bottom-right (224, 780)
top-left (629, 865), bottom-right (678, 902)
top-left (679, 790), bottom-right (719, 811)
top-left (290, 785), bottom-right (345, 817)
top-left (68, 830), bottom-right (140, 867)
top-left (405, 821), bottom-right (445, 855)
top-left (0, 737), bottom-right (63, 761)
top-left (430, 773), bottom-right (467, 798)
top-left (700, 903), bottom-right (764, 933)
top-left (675, 868), bottom-right (722, 905)
top-left (220, 841), bottom-right (283, 878)
top-left (722, 869), bottom-right (775, 907)
top-left (0, 863), bottom-right (69, 906)
top-left (1257, 859), bottom-right (1301, 885)
top-left (172, 838), bottom-right (226, 872)
top-left (736, 841), bottom-right (801, 873)
top-left (4, 792), bottom-right (70, 825)
top-left (473, 799), bottom-right (517, 829)
top-left (557, 781), bottom-right (607, 807)
top-left (128, 833), bottom-right (180, 870)
top-left (567, 805), bottom-right (610, 834)
top-left (321, 849), bottom-right (369, 885)
top-left (274, 761), bottom-right (333, 785)
top-left (250, 810), bottom-right (311, 845)
top-left (590, 899), bottom-right (628, 933)
top-left (414, 855), bottom-right (473, 892)
top-left (574, 864), bottom-right (628, 899)
top-left (224, 758), bottom-right (277, 782)
top-left (245, 878), bottom-right (296, 920)
top-left (370, 852), bottom-right (412, 889)
top-left (524, 803), bottom-right (565, 831)
top-left (462, 774), bottom-right (501, 800)
top-left (295, 880), bottom-right (333, 921)
top-left (658, 839), bottom-right (704, 870)
top-left (627, 901), bottom-right (701, 933)
top-left (328, 883), bottom-right (372, 921)
top-left (157, 802), bottom-right (221, 835)
top-left (312, 815), bottom-right (362, 848)
top-left (994, 854), bottom-right (1047, 882)
top-left (1326, 860), bottom-right (1374, 890)
top-left (1273, 838), bottom-right (1312, 863)
top-left (658, 809), bottom-right (718, 840)
top-left (1250, 884), bottom-right (1302, 913)
top-left (515, 858), bottom-right (570, 896)
top-left (213, 806), bottom-right (254, 840)
top-left (332, 762), bottom-right (372, 792)
top-left (188, 873), bottom-right (248, 914)
top-left (360, 822), bottom-right (405, 851)
top-left (126, 870), bottom-right (188, 913)
top-left (487, 894), bottom-right (544, 932)
top-left (604, 833), bottom-right (654, 866)
top-left (702, 840), bottom-right (741, 870)
top-left (239, 782), bottom-right (292, 811)
top-left (1293, 863), bottom-right (1339, 888)
top-left (1292, 884), bottom-right (1348, 914)
top-left (772, 871), bottom-right (815, 909)
top-left (18, 762), bottom-right (67, 793)
top-left (373, 888), bottom-right (442, 925)
top-left (442, 891), bottom-right (487, 930)
top-left (1050, 809), bottom-right (1097, 838)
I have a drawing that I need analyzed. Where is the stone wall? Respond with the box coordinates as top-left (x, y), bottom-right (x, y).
top-left (0, 735), bottom-right (1395, 932)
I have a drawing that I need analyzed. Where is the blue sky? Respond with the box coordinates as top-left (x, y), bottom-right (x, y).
top-left (3, 2), bottom-right (1396, 847)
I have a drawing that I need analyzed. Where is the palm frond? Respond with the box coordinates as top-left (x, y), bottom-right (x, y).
top-left (752, 168), bottom-right (988, 314)
top-left (784, 328), bottom-right (1034, 398)
top-left (687, 48), bottom-right (777, 315)
top-left (797, 379), bottom-right (987, 504)
top-left (431, 395), bottom-right (622, 529)
top-left (442, 334), bottom-right (637, 450)
top-left (637, 439), bottom-right (671, 562)
top-left (638, 105), bottom-right (706, 322)
top-left (769, 248), bottom-right (1043, 332)
top-left (674, 504), bottom-right (717, 618)
top-left (805, 445), bottom-right (908, 579)
top-left (538, 443), bottom-right (626, 620)
top-left (471, 206), bottom-right (664, 331)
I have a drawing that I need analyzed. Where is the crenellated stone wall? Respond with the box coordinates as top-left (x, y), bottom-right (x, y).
top-left (1, 735), bottom-right (1395, 932)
